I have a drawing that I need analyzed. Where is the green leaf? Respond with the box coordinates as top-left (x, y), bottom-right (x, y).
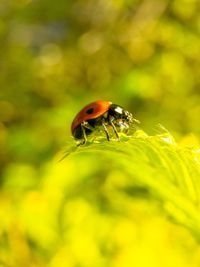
top-left (64, 129), bottom-right (200, 241)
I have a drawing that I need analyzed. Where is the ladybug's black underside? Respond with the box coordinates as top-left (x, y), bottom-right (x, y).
top-left (73, 118), bottom-right (100, 140)
top-left (73, 104), bottom-right (133, 143)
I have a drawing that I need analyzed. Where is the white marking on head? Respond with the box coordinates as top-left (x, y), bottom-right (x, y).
top-left (115, 106), bottom-right (123, 114)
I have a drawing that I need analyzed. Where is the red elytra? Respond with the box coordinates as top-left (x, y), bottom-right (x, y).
top-left (71, 100), bottom-right (112, 134)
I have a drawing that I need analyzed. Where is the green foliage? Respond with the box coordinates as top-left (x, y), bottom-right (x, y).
top-left (1, 129), bottom-right (200, 266)
top-left (0, 0), bottom-right (200, 266)
top-left (70, 130), bottom-right (200, 241)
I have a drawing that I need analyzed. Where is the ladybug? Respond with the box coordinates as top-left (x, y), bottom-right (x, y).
top-left (71, 101), bottom-right (138, 145)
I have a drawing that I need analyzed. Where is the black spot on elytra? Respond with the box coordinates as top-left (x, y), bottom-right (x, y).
top-left (86, 107), bottom-right (94, 114)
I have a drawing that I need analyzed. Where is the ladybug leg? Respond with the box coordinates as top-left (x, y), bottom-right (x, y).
top-left (102, 122), bottom-right (110, 141)
top-left (109, 120), bottom-right (120, 141)
top-left (80, 122), bottom-right (87, 144)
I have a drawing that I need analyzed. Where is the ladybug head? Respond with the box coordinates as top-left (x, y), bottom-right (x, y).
top-left (109, 104), bottom-right (133, 122)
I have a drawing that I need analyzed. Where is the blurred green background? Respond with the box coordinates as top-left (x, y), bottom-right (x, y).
top-left (0, 0), bottom-right (200, 266)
